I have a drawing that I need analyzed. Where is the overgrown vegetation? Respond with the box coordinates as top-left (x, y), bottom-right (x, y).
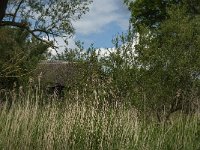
top-left (131, 5), bottom-right (200, 120)
top-left (53, 4), bottom-right (200, 120)
top-left (0, 0), bottom-right (200, 149)
top-left (0, 27), bottom-right (49, 89)
top-left (0, 89), bottom-right (199, 149)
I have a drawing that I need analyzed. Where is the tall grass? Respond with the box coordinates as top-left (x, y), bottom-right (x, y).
top-left (0, 89), bottom-right (199, 150)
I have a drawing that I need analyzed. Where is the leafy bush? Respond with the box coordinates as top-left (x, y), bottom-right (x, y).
top-left (133, 6), bottom-right (200, 120)
top-left (0, 27), bottom-right (49, 89)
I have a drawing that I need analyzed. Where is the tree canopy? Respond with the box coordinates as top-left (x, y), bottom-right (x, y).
top-left (0, 0), bottom-right (92, 47)
top-left (124, 1), bottom-right (200, 118)
top-left (0, 0), bottom-right (92, 89)
top-left (126, 0), bottom-right (200, 31)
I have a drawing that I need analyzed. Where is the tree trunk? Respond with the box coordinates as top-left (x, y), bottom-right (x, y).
top-left (0, 0), bottom-right (8, 22)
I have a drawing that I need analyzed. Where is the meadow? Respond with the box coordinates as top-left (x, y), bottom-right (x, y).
top-left (0, 88), bottom-right (199, 150)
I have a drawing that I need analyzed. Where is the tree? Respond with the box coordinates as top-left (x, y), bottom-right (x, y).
top-left (0, 0), bottom-right (92, 48)
top-left (0, 0), bottom-right (8, 22)
top-left (134, 6), bottom-right (200, 120)
top-left (57, 42), bottom-right (106, 89)
top-left (0, 27), bottom-right (49, 89)
top-left (125, 0), bottom-right (200, 31)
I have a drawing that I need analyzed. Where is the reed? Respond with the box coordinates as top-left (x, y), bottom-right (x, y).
top-left (0, 88), bottom-right (199, 150)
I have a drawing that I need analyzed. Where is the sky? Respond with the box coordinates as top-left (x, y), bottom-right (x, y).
top-left (55, 0), bottom-right (131, 53)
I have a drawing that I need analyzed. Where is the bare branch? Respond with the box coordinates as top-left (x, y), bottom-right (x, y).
top-left (0, 21), bottom-right (58, 48)
top-left (12, 0), bottom-right (25, 22)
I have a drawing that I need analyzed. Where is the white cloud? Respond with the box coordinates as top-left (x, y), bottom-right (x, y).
top-left (72, 0), bottom-right (130, 35)
top-left (53, 0), bottom-right (130, 54)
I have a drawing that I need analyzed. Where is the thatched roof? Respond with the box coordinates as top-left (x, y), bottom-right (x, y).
top-left (33, 60), bottom-right (84, 86)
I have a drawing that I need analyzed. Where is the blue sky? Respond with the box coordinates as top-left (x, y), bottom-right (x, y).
top-left (63, 0), bottom-right (130, 51)
top-left (75, 22), bottom-right (127, 48)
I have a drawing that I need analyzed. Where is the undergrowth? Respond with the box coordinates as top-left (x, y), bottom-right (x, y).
top-left (0, 89), bottom-right (199, 150)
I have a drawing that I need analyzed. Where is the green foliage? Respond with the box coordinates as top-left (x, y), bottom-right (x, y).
top-left (102, 35), bottom-right (139, 103)
top-left (134, 6), bottom-right (200, 117)
top-left (50, 3), bottom-right (200, 119)
top-left (127, 0), bottom-right (200, 31)
top-left (1, 0), bottom-right (92, 44)
top-left (56, 42), bottom-right (109, 100)
top-left (54, 34), bottom-right (142, 107)
top-left (0, 0), bottom-right (92, 89)
top-left (0, 27), bottom-right (49, 89)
